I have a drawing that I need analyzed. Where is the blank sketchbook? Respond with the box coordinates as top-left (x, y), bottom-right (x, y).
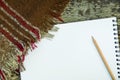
top-left (21, 17), bottom-right (120, 80)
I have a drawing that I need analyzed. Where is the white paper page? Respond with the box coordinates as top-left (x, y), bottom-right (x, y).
top-left (21, 17), bottom-right (119, 80)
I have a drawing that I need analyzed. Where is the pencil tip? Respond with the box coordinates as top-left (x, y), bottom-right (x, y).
top-left (91, 36), bottom-right (94, 39)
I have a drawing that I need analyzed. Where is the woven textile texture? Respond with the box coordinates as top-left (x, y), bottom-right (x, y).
top-left (0, 0), bottom-right (69, 80)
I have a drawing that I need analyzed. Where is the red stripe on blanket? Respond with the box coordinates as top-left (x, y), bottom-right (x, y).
top-left (0, 0), bottom-right (40, 40)
top-left (0, 70), bottom-right (5, 80)
top-left (17, 54), bottom-right (25, 63)
top-left (0, 27), bottom-right (24, 52)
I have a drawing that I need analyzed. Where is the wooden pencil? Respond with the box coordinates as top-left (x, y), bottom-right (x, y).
top-left (92, 36), bottom-right (116, 80)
